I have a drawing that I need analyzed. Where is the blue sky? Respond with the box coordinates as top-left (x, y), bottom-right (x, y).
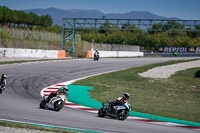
top-left (0, 0), bottom-right (200, 20)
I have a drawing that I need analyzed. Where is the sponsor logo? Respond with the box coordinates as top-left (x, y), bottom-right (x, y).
top-left (188, 47), bottom-right (196, 52)
top-left (158, 47), bottom-right (164, 52)
top-left (195, 47), bottom-right (200, 53)
top-left (158, 47), bottom-right (200, 53)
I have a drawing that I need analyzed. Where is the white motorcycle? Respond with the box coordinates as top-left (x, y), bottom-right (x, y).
top-left (98, 100), bottom-right (131, 120)
top-left (40, 94), bottom-right (67, 111)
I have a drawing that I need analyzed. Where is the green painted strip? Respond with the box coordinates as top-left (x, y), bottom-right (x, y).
top-left (67, 84), bottom-right (200, 127)
top-left (67, 85), bottom-right (102, 109)
top-left (0, 119), bottom-right (102, 133)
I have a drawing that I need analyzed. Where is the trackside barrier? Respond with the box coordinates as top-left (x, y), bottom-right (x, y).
top-left (57, 50), bottom-right (66, 58)
top-left (0, 48), bottom-right (66, 58)
top-left (85, 50), bottom-right (143, 58)
top-left (85, 50), bottom-right (93, 58)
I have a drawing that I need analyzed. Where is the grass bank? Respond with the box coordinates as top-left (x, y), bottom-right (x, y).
top-left (74, 60), bottom-right (200, 123)
top-left (0, 120), bottom-right (88, 133)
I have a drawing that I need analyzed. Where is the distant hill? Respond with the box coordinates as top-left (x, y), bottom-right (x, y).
top-left (24, 7), bottom-right (180, 26)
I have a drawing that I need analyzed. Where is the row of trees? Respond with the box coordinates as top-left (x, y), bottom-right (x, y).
top-left (79, 21), bottom-right (200, 51)
top-left (0, 6), bottom-right (52, 28)
top-left (81, 31), bottom-right (200, 51)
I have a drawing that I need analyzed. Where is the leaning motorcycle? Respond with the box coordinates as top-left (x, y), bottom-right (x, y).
top-left (0, 83), bottom-right (5, 94)
top-left (98, 100), bottom-right (131, 120)
top-left (40, 94), bottom-right (67, 111)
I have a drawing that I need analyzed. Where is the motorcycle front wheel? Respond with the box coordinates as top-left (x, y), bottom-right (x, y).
top-left (118, 110), bottom-right (129, 120)
top-left (98, 108), bottom-right (106, 117)
top-left (40, 100), bottom-right (46, 109)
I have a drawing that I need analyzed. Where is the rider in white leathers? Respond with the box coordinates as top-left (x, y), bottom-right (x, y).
top-left (47, 85), bottom-right (69, 102)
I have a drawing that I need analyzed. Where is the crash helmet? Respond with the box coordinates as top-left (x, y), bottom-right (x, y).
top-left (123, 93), bottom-right (129, 100)
top-left (2, 74), bottom-right (7, 79)
top-left (63, 86), bottom-right (69, 93)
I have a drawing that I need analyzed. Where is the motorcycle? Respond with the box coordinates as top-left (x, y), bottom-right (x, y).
top-left (94, 53), bottom-right (99, 61)
top-left (40, 94), bottom-right (67, 111)
top-left (0, 83), bottom-right (5, 94)
top-left (98, 100), bottom-right (131, 120)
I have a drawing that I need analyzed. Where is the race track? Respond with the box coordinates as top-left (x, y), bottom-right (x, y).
top-left (0, 57), bottom-right (199, 133)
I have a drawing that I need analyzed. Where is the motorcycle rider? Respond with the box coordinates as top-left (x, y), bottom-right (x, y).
top-left (0, 74), bottom-right (7, 94)
top-left (46, 85), bottom-right (69, 102)
top-left (94, 49), bottom-right (99, 60)
top-left (110, 93), bottom-right (130, 111)
top-left (172, 51), bottom-right (177, 57)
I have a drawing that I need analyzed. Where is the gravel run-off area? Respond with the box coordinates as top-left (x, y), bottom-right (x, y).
top-left (0, 126), bottom-right (57, 133)
top-left (139, 60), bottom-right (200, 79)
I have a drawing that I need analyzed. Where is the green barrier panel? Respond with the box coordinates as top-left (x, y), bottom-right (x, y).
top-left (67, 85), bottom-right (200, 127)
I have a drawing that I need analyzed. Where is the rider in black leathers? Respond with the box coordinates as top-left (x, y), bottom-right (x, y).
top-left (110, 93), bottom-right (129, 110)
top-left (0, 74), bottom-right (7, 94)
top-left (94, 49), bottom-right (99, 60)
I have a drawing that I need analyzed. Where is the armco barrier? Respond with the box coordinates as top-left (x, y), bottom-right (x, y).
top-left (85, 50), bottom-right (143, 58)
top-left (0, 48), bottom-right (65, 58)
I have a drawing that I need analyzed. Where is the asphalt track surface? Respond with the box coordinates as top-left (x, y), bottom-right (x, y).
top-left (0, 57), bottom-right (199, 133)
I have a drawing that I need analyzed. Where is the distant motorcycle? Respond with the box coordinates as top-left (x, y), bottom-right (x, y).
top-left (40, 94), bottom-right (67, 111)
top-left (0, 83), bottom-right (6, 94)
top-left (98, 100), bottom-right (131, 120)
top-left (94, 51), bottom-right (99, 61)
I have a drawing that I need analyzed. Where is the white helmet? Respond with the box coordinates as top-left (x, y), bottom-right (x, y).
top-left (123, 93), bottom-right (129, 100)
top-left (63, 86), bottom-right (69, 92)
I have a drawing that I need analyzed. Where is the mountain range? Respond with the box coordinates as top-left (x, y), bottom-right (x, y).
top-left (24, 7), bottom-right (180, 26)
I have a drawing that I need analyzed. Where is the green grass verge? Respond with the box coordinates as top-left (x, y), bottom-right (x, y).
top-left (0, 120), bottom-right (83, 133)
top-left (73, 59), bottom-right (200, 123)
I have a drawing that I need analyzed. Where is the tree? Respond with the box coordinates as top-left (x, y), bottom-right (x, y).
top-left (148, 23), bottom-right (164, 34)
top-left (167, 21), bottom-right (184, 30)
top-left (11, 10), bottom-right (20, 26)
top-left (0, 6), bottom-right (52, 28)
top-left (99, 21), bottom-right (111, 33)
top-left (0, 6), bottom-right (12, 26)
top-left (38, 15), bottom-right (52, 28)
top-left (121, 23), bottom-right (135, 31)
top-left (16, 10), bottom-right (26, 27)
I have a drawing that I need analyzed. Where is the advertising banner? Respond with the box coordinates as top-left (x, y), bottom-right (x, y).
top-left (158, 47), bottom-right (200, 53)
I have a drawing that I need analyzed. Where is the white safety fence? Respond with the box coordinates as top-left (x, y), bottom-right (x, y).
top-left (0, 48), bottom-right (59, 58)
top-left (93, 50), bottom-right (144, 57)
